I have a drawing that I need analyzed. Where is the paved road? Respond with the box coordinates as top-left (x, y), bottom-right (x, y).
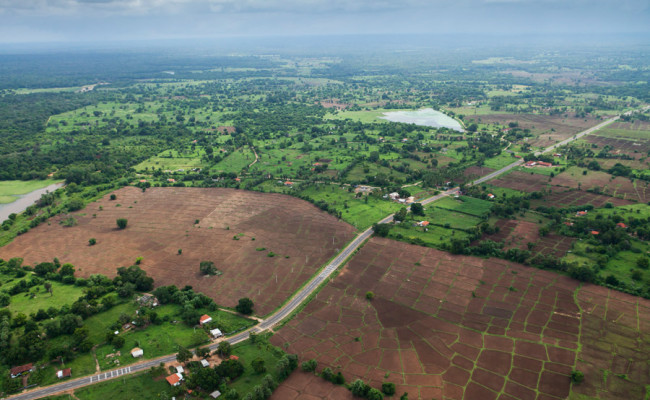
top-left (4, 110), bottom-right (636, 400)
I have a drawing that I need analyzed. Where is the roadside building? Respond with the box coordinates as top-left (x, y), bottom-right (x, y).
top-left (56, 369), bottom-right (72, 379)
top-left (166, 373), bottom-right (183, 387)
top-left (131, 347), bottom-right (144, 358)
top-left (210, 328), bottom-right (223, 338)
top-left (201, 359), bottom-right (210, 368)
top-left (199, 314), bottom-right (213, 326)
top-left (10, 363), bottom-right (33, 378)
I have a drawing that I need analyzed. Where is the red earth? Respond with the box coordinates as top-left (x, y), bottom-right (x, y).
top-left (271, 237), bottom-right (650, 399)
top-left (0, 187), bottom-right (356, 315)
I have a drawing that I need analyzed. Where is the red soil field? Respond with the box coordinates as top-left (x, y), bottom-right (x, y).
top-left (466, 114), bottom-right (602, 148)
top-left (270, 371), bottom-right (354, 400)
top-left (0, 187), bottom-right (355, 315)
top-left (272, 238), bottom-right (650, 399)
top-left (530, 189), bottom-right (633, 209)
top-left (478, 219), bottom-right (575, 258)
top-left (490, 171), bottom-right (551, 193)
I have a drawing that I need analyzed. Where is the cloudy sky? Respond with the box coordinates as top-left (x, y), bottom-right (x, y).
top-left (0, 0), bottom-right (648, 43)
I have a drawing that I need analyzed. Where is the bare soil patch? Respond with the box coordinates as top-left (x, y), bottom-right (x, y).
top-left (0, 187), bottom-right (355, 315)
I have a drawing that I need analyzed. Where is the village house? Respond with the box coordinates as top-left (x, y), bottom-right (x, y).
top-left (166, 373), bottom-right (183, 386)
top-left (201, 359), bottom-right (210, 368)
top-left (131, 347), bottom-right (144, 358)
top-left (199, 314), bottom-right (213, 326)
top-left (417, 221), bottom-right (430, 227)
top-left (176, 366), bottom-right (184, 374)
top-left (210, 328), bottom-right (223, 338)
top-left (616, 222), bottom-right (628, 229)
top-left (210, 390), bottom-right (222, 398)
top-left (487, 193), bottom-right (495, 199)
top-left (10, 363), bottom-right (33, 378)
top-left (56, 368), bottom-right (71, 379)
top-left (576, 211), bottom-right (588, 217)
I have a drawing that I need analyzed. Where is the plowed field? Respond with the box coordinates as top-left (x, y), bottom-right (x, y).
top-left (0, 187), bottom-right (356, 315)
top-left (271, 237), bottom-right (650, 399)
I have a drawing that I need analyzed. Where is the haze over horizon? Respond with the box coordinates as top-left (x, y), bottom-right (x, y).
top-left (1, 0), bottom-right (649, 45)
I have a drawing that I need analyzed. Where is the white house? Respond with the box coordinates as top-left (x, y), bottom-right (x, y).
top-left (131, 348), bottom-right (144, 358)
top-left (210, 328), bottom-right (223, 338)
top-left (201, 359), bottom-right (210, 368)
top-left (176, 366), bottom-right (184, 374)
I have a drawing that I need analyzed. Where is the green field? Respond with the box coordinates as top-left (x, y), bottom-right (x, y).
top-left (228, 339), bottom-right (286, 396)
top-left (434, 195), bottom-right (493, 217)
top-left (0, 179), bottom-right (63, 204)
top-left (7, 280), bottom-right (86, 316)
top-left (135, 147), bottom-right (207, 172)
top-left (73, 372), bottom-right (170, 400)
top-left (424, 207), bottom-right (483, 230)
top-left (212, 147), bottom-right (256, 173)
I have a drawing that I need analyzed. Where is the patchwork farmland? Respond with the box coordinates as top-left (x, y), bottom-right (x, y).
top-left (270, 237), bottom-right (650, 399)
top-left (0, 187), bottom-right (356, 315)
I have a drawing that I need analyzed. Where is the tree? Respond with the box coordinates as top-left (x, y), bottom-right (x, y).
top-left (44, 282), bottom-right (53, 296)
top-left (196, 347), bottom-right (211, 358)
top-left (59, 263), bottom-right (75, 276)
top-left (113, 336), bottom-right (125, 348)
top-left (394, 207), bottom-right (408, 222)
top-left (349, 379), bottom-right (370, 397)
top-left (217, 341), bottom-right (232, 357)
top-left (410, 203), bottom-right (424, 216)
top-left (88, 238), bottom-right (97, 246)
top-left (636, 257), bottom-right (649, 269)
top-left (236, 297), bottom-right (254, 315)
top-left (382, 382), bottom-right (396, 395)
top-left (200, 261), bottom-right (218, 275)
top-left (365, 291), bottom-right (375, 300)
top-left (400, 393), bottom-right (409, 400)
top-left (373, 222), bottom-right (393, 238)
top-left (117, 282), bottom-right (136, 298)
top-left (116, 218), bottom-right (128, 229)
top-left (34, 262), bottom-right (56, 276)
top-left (251, 357), bottom-right (266, 373)
top-left (571, 370), bottom-right (584, 384)
top-left (367, 388), bottom-right (384, 400)
top-left (176, 346), bottom-right (193, 363)
top-left (301, 359), bottom-right (317, 372)
top-left (0, 293), bottom-right (9, 307)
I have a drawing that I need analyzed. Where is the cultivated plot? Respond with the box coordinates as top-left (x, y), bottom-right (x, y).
top-left (271, 237), bottom-right (650, 399)
top-left (0, 187), bottom-right (355, 315)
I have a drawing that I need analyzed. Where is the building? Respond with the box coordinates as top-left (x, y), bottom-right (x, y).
top-left (210, 391), bottom-right (222, 399)
top-left (229, 355), bottom-right (239, 361)
top-left (176, 366), bottom-right (184, 374)
top-left (10, 363), bottom-right (33, 378)
top-left (210, 328), bottom-right (223, 338)
top-left (56, 369), bottom-right (72, 379)
top-left (166, 373), bottom-right (183, 387)
top-left (487, 193), bottom-right (495, 199)
top-left (284, 181), bottom-right (294, 187)
top-left (199, 314), bottom-right (213, 326)
top-left (576, 211), bottom-right (588, 217)
top-left (131, 347), bottom-right (144, 358)
top-left (417, 221), bottom-right (430, 227)
top-left (201, 359), bottom-right (210, 368)
top-left (616, 222), bottom-right (628, 229)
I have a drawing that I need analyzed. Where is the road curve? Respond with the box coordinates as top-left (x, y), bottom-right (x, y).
top-left (4, 110), bottom-right (636, 400)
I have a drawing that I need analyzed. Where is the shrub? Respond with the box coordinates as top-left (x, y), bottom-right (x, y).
top-left (199, 261), bottom-right (218, 275)
top-left (236, 297), bottom-right (254, 315)
top-left (301, 359), bottom-right (317, 372)
top-left (110, 194), bottom-right (117, 200)
top-left (116, 218), bottom-right (128, 229)
top-left (366, 291), bottom-right (375, 300)
top-left (382, 382), bottom-right (396, 395)
top-left (571, 370), bottom-right (584, 384)
top-left (88, 238), bottom-right (97, 246)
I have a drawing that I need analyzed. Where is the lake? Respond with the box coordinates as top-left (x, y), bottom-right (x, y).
top-left (0, 182), bottom-right (65, 223)
top-left (380, 108), bottom-right (464, 132)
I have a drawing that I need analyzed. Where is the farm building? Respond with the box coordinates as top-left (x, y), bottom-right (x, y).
top-left (617, 222), bottom-right (628, 229)
top-left (487, 193), bottom-right (495, 199)
top-left (56, 368), bottom-right (71, 379)
top-left (210, 390), bottom-right (222, 398)
top-left (199, 314), bottom-right (212, 325)
top-left (131, 347), bottom-right (144, 358)
top-left (10, 363), bottom-right (33, 378)
top-left (417, 221), bottom-right (430, 227)
top-left (201, 359), bottom-right (210, 368)
top-left (210, 328), bottom-right (223, 338)
top-left (166, 373), bottom-right (183, 386)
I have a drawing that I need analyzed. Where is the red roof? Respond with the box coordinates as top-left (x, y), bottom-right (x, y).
top-left (616, 222), bottom-right (628, 228)
top-left (199, 314), bottom-right (212, 324)
top-left (229, 355), bottom-right (239, 361)
top-left (591, 231), bottom-right (600, 235)
top-left (514, 155), bottom-right (522, 158)
top-left (166, 373), bottom-right (181, 386)
top-left (284, 181), bottom-right (293, 185)
top-left (57, 368), bottom-right (71, 378)
top-left (10, 363), bottom-right (33, 376)
top-left (419, 221), bottom-right (430, 226)
top-left (538, 161), bottom-right (552, 167)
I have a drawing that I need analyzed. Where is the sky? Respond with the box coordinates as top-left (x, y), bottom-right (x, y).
top-left (0, 0), bottom-right (649, 44)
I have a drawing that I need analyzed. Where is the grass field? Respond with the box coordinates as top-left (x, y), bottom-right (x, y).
top-left (135, 147), bottom-right (207, 172)
top-left (324, 110), bottom-right (388, 124)
top-left (73, 372), bottom-right (170, 400)
top-left (212, 147), bottom-right (256, 173)
top-left (229, 339), bottom-right (286, 396)
top-left (0, 179), bottom-right (63, 204)
top-left (434, 195), bottom-right (493, 217)
top-left (482, 153), bottom-right (517, 170)
top-left (7, 279), bottom-right (86, 316)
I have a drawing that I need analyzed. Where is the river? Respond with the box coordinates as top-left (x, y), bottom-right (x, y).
top-left (0, 182), bottom-right (65, 223)
top-left (380, 108), bottom-right (464, 132)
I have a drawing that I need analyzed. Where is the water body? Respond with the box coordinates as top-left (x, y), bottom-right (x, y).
top-left (0, 182), bottom-right (65, 223)
top-left (380, 108), bottom-right (464, 132)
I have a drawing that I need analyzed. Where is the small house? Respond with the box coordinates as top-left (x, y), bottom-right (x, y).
top-left (201, 359), bottom-right (210, 368)
top-left (166, 373), bottom-right (183, 387)
top-left (10, 363), bottom-right (33, 378)
top-left (417, 221), bottom-right (430, 227)
top-left (56, 368), bottom-right (71, 379)
top-left (487, 193), bottom-right (495, 199)
top-left (210, 391), bottom-right (222, 399)
top-left (229, 355), bottom-right (239, 361)
top-left (591, 231), bottom-right (600, 235)
top-left (131, 347), bottom-right (144, 358)
top-left (176, 366), bottom-right (184, 374)
top-left (388, 192), bottom-right (400, 200)
top-left (616, 222), bottom-right (628, 229)
top-left (199, 314), bottom-right (212, 326)
top-left (167, 178), bottom-right (176, 183)
top-left (576, 211), bottom-right (588, 217)
top-left (284, 181), bottom-right (294, 187)
top-left (525, 161), bottom-right (537, 167)
top-left (537, 161), bottom-right (552, 167)
top-left (210, 328), bottom-right (223, 338)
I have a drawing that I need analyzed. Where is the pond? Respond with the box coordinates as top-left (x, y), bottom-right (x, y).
top-left (380, 108), bottom-right (464, 132)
